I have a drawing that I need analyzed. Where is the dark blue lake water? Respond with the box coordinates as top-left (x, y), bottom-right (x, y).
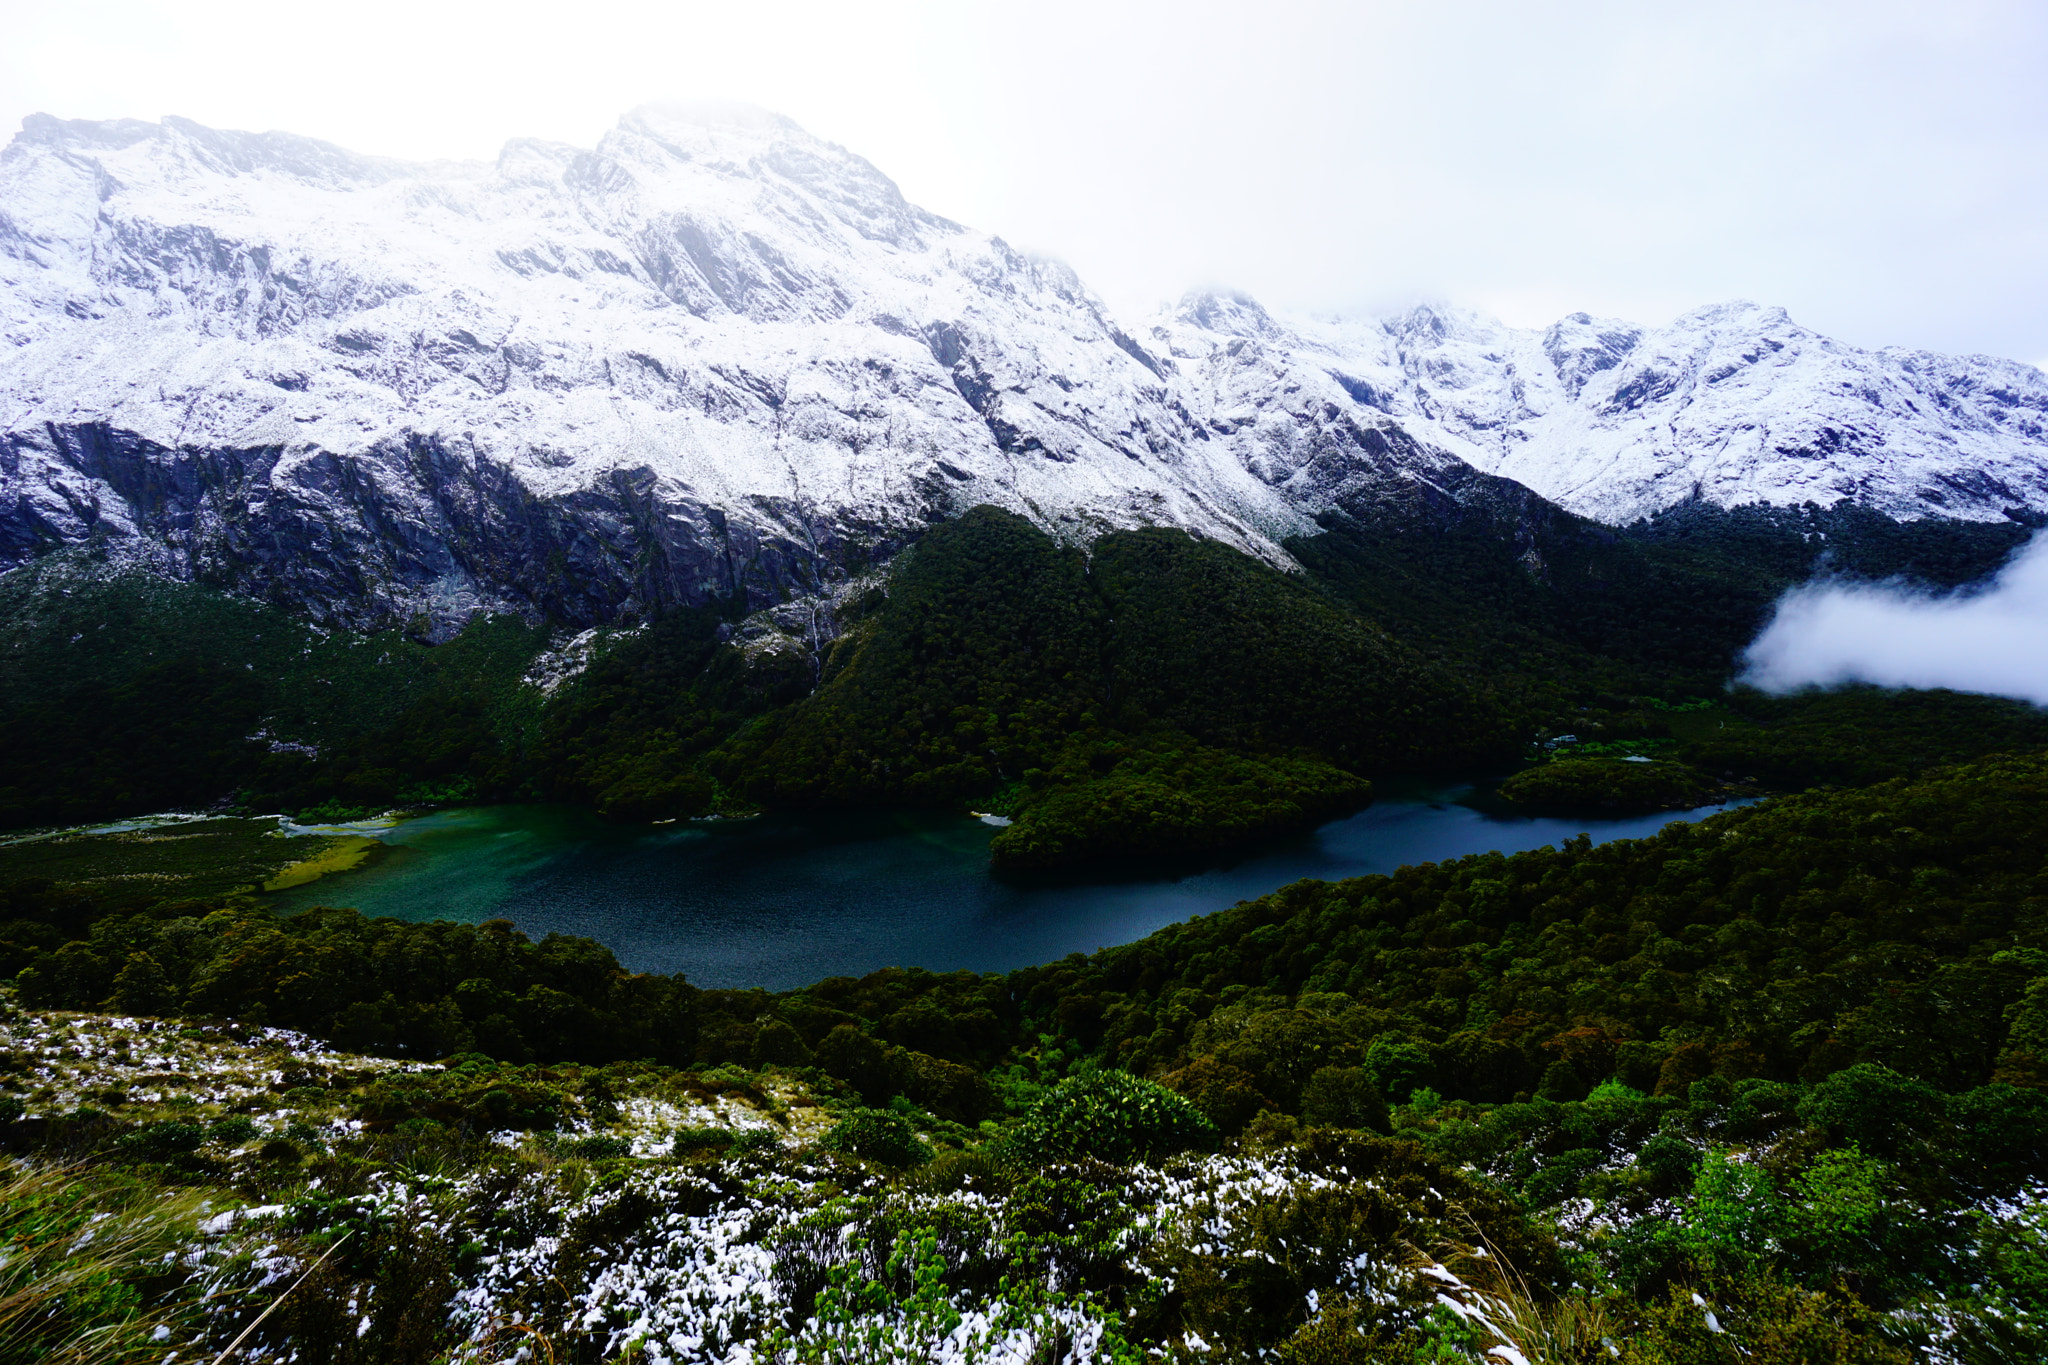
top-left (270, 783), bottom-right (1751, 989)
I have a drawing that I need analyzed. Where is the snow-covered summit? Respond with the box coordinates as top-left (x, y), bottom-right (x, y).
top-left (1196, 298), bottom-right (2048, 525)
top-left (3, 106), bottom-right (2046, 632)
top-left (0, 105), bottom-right (1319, 630)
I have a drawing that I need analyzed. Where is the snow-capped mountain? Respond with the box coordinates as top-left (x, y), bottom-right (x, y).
top-left (0, 104), bottom-right (1323, 632)
top-left (1206, 299), bottom-right (2048, 527)
top-left (3, 104), bottom-right (2046, 633)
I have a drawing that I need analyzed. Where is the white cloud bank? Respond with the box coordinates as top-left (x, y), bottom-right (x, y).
top-left (1743, 533), bottom-right (2048, 704)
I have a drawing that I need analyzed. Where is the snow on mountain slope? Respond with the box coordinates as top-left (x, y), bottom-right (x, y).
top-left (1192, 298), bottom-right (2048, 526)
top-left (4, 104), bottom-right (2047, 636)
top-left (0, 105), bottom-right (1308, 633)
top-left (1147, 291), bottom-right (1558, 528)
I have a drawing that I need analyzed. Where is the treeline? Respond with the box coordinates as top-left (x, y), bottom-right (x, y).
top-left (1290, 494), bottom-right (2032, 705)
top-left (0, 557), bottom-right (551, 829)
top-left (4, 503), bottom-right (2043, 865)
top-left (1684, 684), bottom-right (2048, 788)
top-left (8, 899), bottom-right (694, 1065)
top-left (1494, 685), bottom-right (2048, 817)
top-left (716, 509), bottom-right (1510, 862)
top-left (11, 745), bottom-right (2048, 1346)
top-left (9, 752), bottom-right (2048, 1361)
top-left (12, 750), bottom-right (2048, 1121)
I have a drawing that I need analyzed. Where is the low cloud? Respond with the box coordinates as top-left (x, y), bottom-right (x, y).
top-left (1742, 533), bottom-right (2048, 704)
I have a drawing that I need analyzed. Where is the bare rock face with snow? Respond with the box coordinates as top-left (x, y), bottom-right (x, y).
top-left (3, 104), bottom-right (2047, 633)
top-left (0, 104), bottom-right (1307, 634)
top-left (1156, 295), bottom-right (2048, 530)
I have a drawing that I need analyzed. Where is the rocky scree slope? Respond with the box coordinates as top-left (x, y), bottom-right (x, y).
top-left (4, 105), bottom-right (2048, 635)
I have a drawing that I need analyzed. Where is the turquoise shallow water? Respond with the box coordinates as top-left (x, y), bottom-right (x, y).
top-left (269, 784), bottom-right (1754, 989)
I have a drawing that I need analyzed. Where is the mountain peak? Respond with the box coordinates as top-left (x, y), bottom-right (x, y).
top-left (596, 103), bottom-right (931, 250)
top-left (1174, 289), bottom-right (1275, 339)
top-left (3, 107), bottom-right (2048, 635)
top-left (1671, 298), bottom-right (1796, 333)
top-left (622, 101), bottom-right (805, 137)
top-left (1541, 312), bottom-right (1644, 399)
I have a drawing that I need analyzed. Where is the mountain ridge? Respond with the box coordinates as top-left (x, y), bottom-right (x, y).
top-left (4, 104), bottom-right (2047, 635)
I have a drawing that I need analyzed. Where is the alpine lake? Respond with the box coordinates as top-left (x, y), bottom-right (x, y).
top-left (267, 781), bottom-right (1755, 989)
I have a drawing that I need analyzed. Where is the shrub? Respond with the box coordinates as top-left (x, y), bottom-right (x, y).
top-left (1521, 1146), bottom-right (1604, 1208)
top-left (1163, 1056), bottom-right (1270, 1136)
top-left (1000, 1071), bottom-right (1217, 1166)
top-left (13, 942), bottom-right (110, 1010)
top-left (1798, 1064), bottom-right (1944, 1158)
top-left (209, 1115), bottom-right (260, 1145)
top-left (894, 1050), bottom-right (993, 1124)
top-left (1948, 1084), bottom-right (2048, 1193)
top-left (1361, 1036), bottom-right (1433, 1105)
top-left (729, 1128), bottom-right (783, 1159)
top-left (754, 1018), bottom-right (814, 1068)
top-left (821, 1109), bottom-right (932, 1168)
top-left (114, 1120), bottom-right (205, 1160)
top-left (815, 1026), bottom-right (895, 1105)
top-left (670, 1127), bottom-right (738, 1156)
top-left (564, 1134), bottom-right (631, 1160)
top-left (1616, 1276), bottom-right (1913, 1365)
top-left (1783, 1147), bottom-right (1921, 1293)
top-left (1635, 1132), bottom-right (1702, 1193)
top-left (1726, 1080), bottom-right (1800, 1142)
top-left (1299, 1066), bottom-right (1391, 1135)
top-left (1207, 1008), bottom-right (1361, 1110)
top-left (110, 951), bottom-right (177, 1016)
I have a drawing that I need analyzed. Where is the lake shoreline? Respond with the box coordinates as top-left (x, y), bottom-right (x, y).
top-left (264, 783), bottom-right (1761, 989)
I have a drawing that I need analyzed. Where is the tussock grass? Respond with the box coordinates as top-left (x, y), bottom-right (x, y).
top-left (0, 1160), bottom-right (206, 1365)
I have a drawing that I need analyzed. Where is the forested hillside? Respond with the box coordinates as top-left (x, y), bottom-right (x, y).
top-left (23, 747), bottom-right (2044, 1105)
top-left (4, 505), bottom-right (2045, 1359)
top-left (3, 752), bottom-right (2045, 1360)
top-left (3, 501), bottom-right (2037, 870)
top-left (8, 90), bottom-right (2048, 1365)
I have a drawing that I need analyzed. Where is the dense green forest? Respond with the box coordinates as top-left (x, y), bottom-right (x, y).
top-left (5, 499), bottom-right (2048, 1359)
top-left (3, 751), bottom-right (2045, 1360)
top-left (19, 748), bottom-right (2045, 1105)
top-left (4, 501), bottom-right (2043, 870)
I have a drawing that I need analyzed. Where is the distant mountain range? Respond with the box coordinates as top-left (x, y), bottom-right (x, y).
top-left (4, 103), bottom-right (2046, 634)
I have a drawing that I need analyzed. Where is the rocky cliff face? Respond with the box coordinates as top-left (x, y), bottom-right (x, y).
top-left (4, 105), bottom-right (2046, 634)
top-left (0, 105), bottom-right (1313, 634)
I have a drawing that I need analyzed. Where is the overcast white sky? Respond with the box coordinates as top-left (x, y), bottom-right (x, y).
top-left (2, 0), bottom-right (2045, 364)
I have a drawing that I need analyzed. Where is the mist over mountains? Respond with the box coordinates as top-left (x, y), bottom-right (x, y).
top-left (4, 102), bottom-right (2048, 637)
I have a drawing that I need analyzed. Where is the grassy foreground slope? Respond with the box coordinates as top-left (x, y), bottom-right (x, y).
top-left (3, 752), bottom-right (2046, 1359)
